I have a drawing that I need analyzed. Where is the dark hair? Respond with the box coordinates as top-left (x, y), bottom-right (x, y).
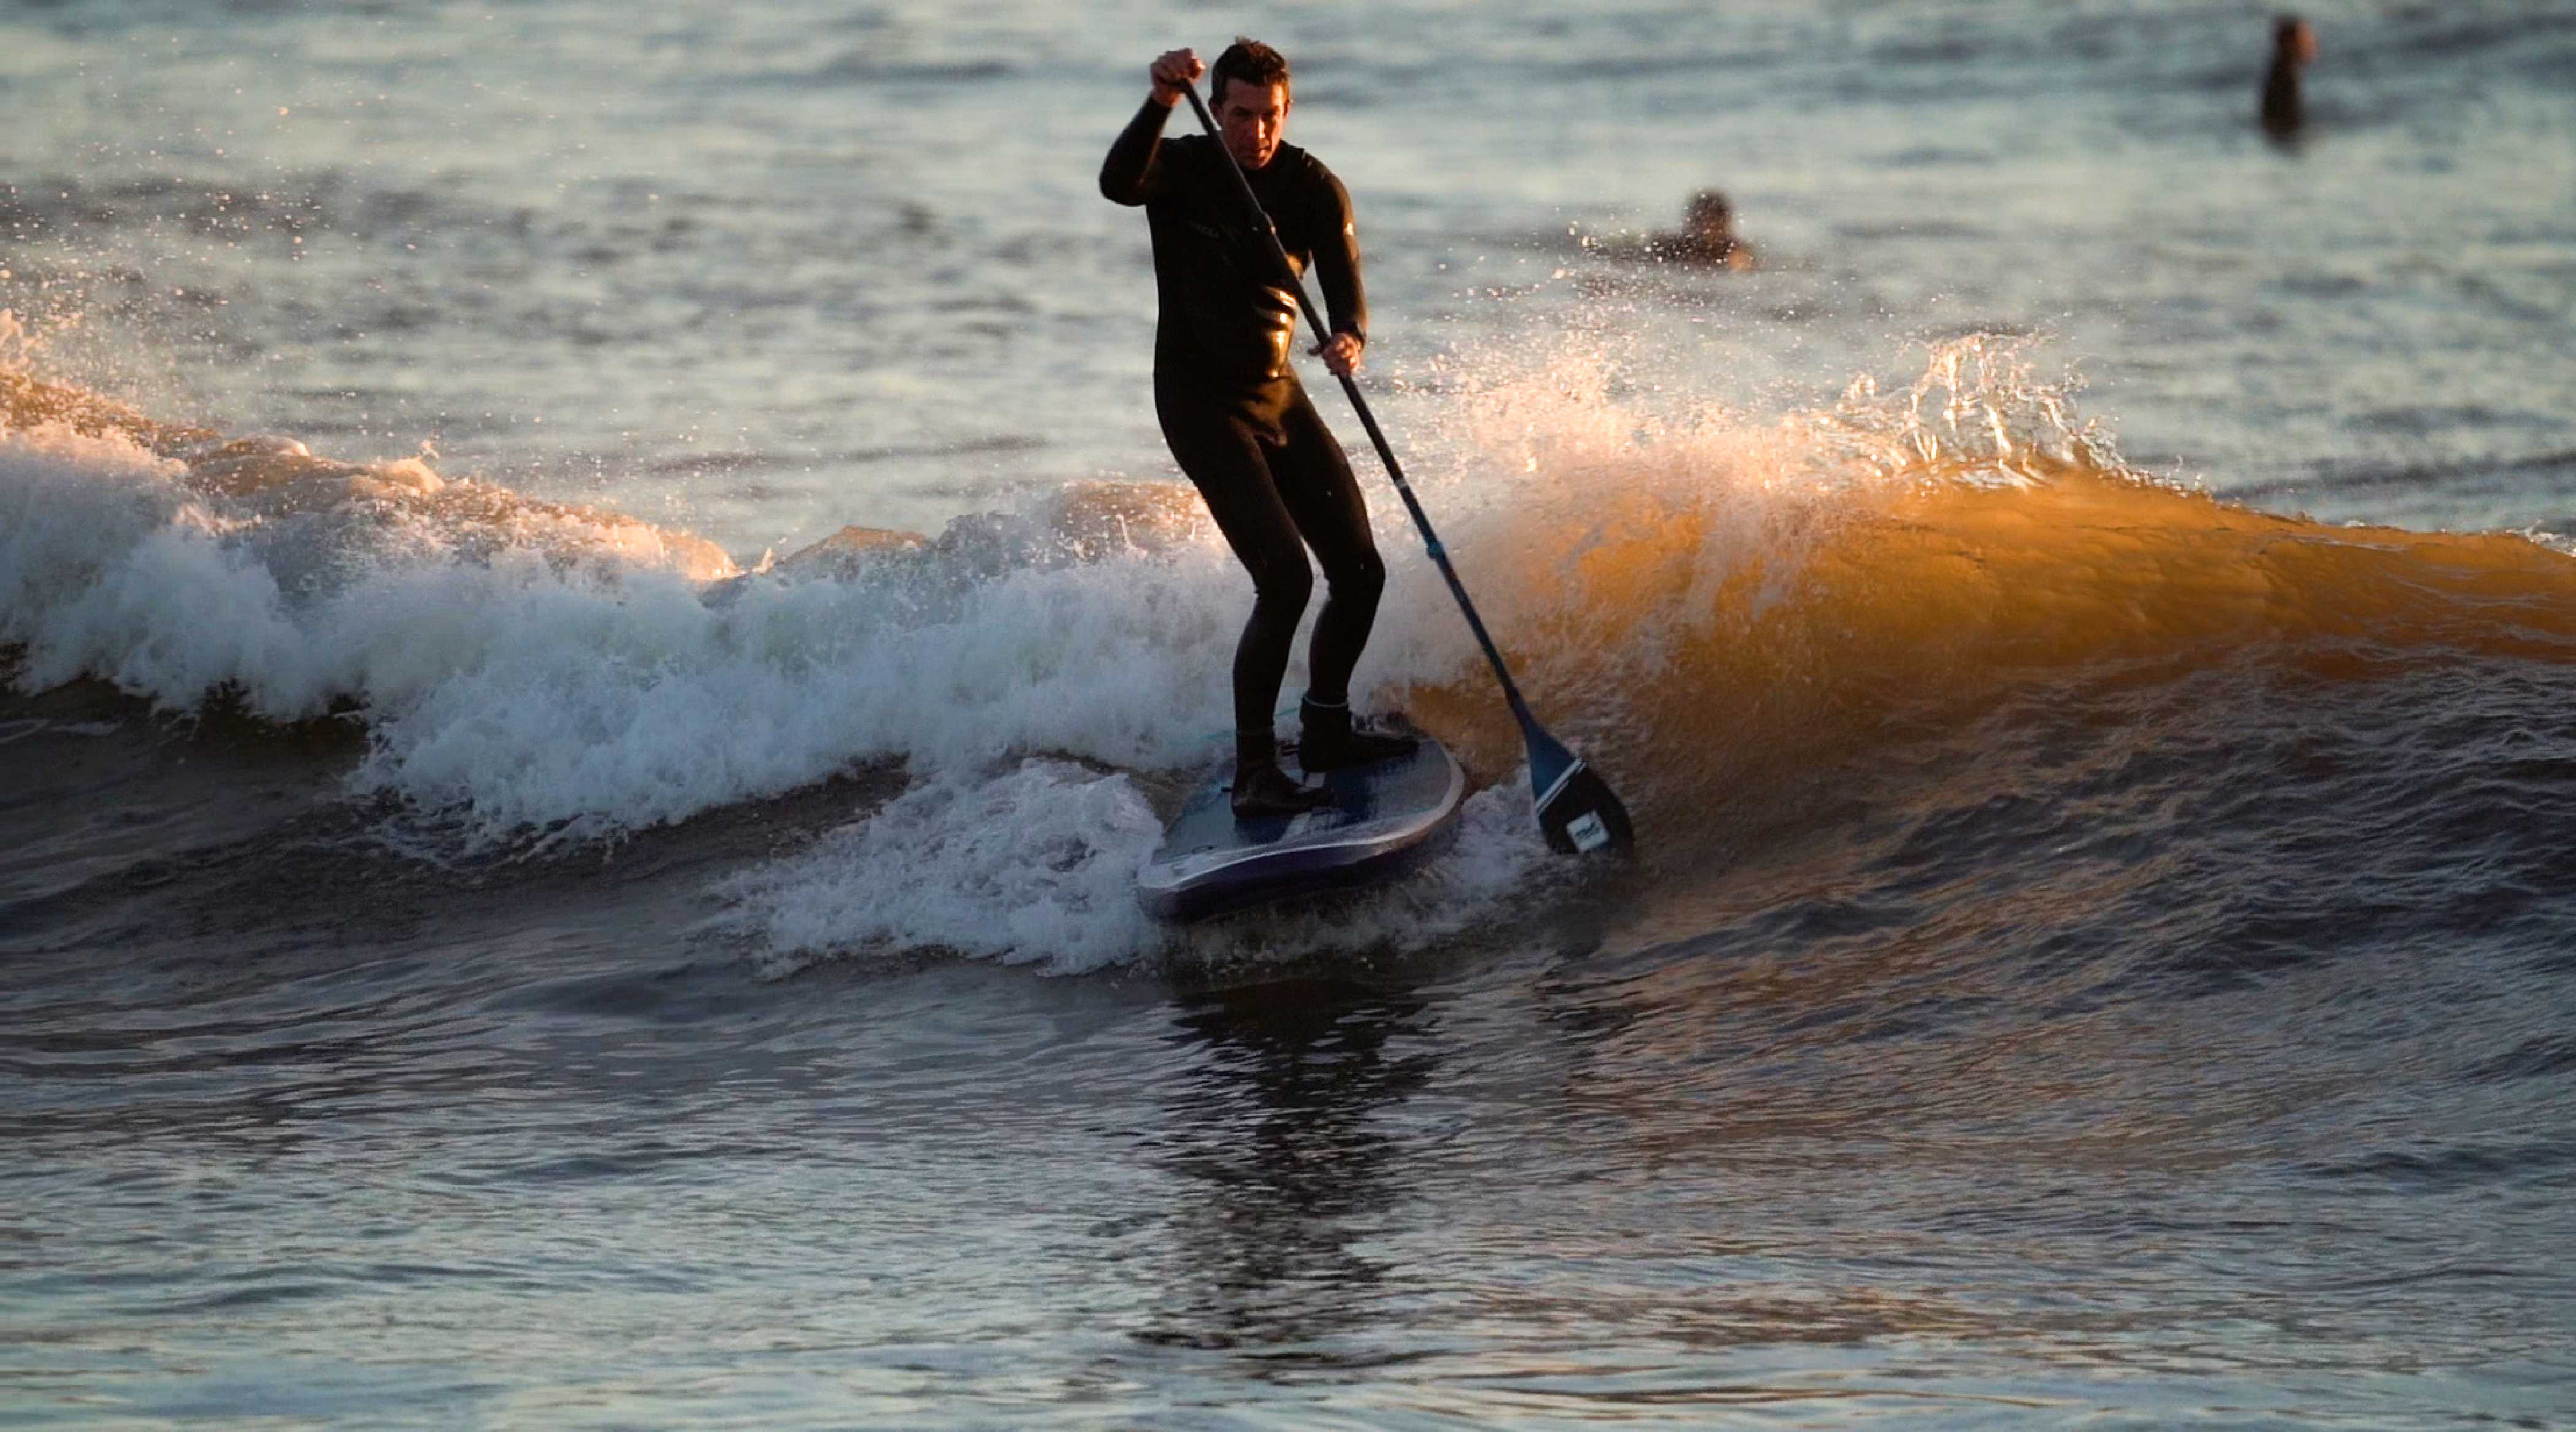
top-left (2274, 13), bottom-right (2305, 43)
top-left (1209, 37), bottom-right (1290, 109)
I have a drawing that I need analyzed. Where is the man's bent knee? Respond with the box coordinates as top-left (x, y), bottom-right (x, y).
top-left (1326, 549), bottom-right (1385, 605)
top-left (1248, 553), bottom-right (1315, 610)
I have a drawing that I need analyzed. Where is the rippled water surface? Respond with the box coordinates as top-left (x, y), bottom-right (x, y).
top-left (8, 0), bottom-right (2576, 1425)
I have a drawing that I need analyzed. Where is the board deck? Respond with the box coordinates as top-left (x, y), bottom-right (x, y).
top-left (1137, 732), bottom-right (1466, 922)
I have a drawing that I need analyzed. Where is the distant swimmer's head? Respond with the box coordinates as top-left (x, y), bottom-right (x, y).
top-left (1647, 188), bottom-right (1754, 270)
top-left (2272, 14), bottom-right (2318, 66)
top-left (1685, 190), bottom-right (1736, 240)
top-left (1210, 37), bottom-right (1292, 170)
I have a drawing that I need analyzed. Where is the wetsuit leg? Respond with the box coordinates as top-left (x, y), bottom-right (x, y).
top-left (1267, 390), bottom-right (1385, 708)
top-left (1157, 394), bottom-right (1314, 736)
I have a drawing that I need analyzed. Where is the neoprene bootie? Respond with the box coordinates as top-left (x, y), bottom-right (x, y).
top-left (1297, 696), bottom-right (1419, 772)
top-left (1232, 730), bottom-right (1332, 819)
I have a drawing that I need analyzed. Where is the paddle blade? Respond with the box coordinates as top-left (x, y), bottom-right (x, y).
top-left (1525, 726), bottom-right (1635, 856)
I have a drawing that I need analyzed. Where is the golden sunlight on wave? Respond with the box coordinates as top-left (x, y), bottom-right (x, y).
top-left (1402, 461), bottom-right (2576, 844)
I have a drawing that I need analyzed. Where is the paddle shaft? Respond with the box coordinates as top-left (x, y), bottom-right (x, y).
top-left (1178, 86), bottom-right (1546, 738)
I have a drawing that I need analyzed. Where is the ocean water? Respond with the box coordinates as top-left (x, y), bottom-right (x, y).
top-left (7, 0), bottom-right (2576, 1425)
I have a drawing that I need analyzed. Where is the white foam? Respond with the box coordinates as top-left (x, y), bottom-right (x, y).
top-left (0, 424), bottom-right (315, 704)
top-left (343, 542), bottom-right (1261, 843)
top-left (715, 760), bottom-right (1170, 976)
top-left (0, 415), bottom-right (1343, 844)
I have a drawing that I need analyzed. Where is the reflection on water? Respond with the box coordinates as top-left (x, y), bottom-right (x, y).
top-left (1146, 977), bottom-right (1438, 1360)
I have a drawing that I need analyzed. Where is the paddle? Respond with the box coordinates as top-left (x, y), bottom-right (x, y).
top-left (1179, 83), bottom-right (1633, 856)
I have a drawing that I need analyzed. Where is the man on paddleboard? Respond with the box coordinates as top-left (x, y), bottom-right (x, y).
top-left (1101, 38), bottom-right (1416, 818)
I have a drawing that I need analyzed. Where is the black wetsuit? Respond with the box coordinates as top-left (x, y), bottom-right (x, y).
top-left (1098, 99), bottom-right (1383, 737)
top-left (2261, 52), bottom-right (2303, 140)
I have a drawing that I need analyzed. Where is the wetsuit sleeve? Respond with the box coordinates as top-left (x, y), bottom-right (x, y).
top-left (1099, 99), bottom-right (1175, 206)
top-left (1308, 163), bottom-right (1368, 342)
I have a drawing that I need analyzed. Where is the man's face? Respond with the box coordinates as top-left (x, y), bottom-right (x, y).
top-left (1216, 80), bottom-right (1290, 169)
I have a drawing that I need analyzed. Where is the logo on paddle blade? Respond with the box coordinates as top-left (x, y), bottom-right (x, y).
top-left (1566, 810), bottom-right (1609, 852)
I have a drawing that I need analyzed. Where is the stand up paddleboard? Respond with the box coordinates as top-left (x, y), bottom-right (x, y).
top-left (1138, 730), bottom-right (1466, 922)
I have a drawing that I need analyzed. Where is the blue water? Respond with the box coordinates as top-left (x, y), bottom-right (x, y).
top-left (7, 0), bottom-right (2576, 1425)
